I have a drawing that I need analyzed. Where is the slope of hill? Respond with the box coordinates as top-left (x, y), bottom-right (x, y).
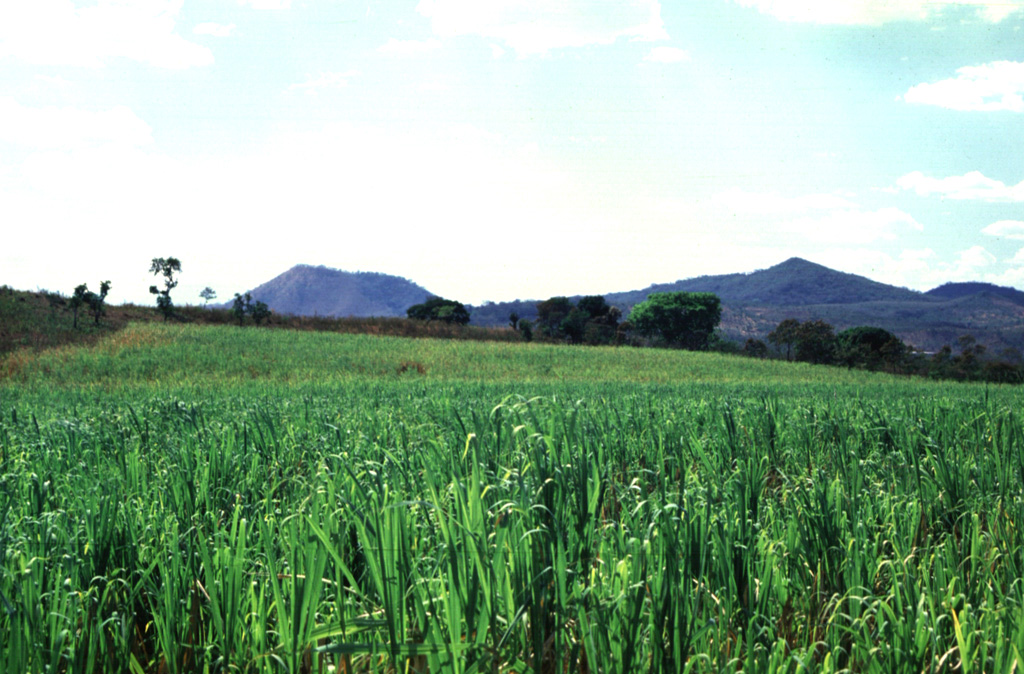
top-left (469, 257), bottom-right (931, 326)
top-left (605, 257), bottom-right (928, 307)
top-left (237, 265), bottom-right (433, 318)
top-left (926, 282), bottom-right (1024, 306)
top-left (466, 258), bottom-right (1024, 353)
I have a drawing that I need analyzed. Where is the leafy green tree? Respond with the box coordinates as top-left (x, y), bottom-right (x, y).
top-left (69, 284), bottom-right (89, 329)
top-left (407, 296), bottom-right (470, 325)
top-left (743, 338), bottom-right (769, 359)
top-left (86, 281), bottom-right (112, 325)
top-left (536, 297), bottom-right (574, 340)
top-left (199, 286), bottom-right (217, 306)
top-left (560, 307), bottom-right (589, 345)
top-left (628, 292), bottom-right (722, 350)
top-left (509, 312), bottom-right (520, 330)
top-left (149, 257), bottom-right (181, 321)
top-left (250, 300), bottom-right (271, 326)
top-left (837, 326), bottom-right (907, 371)
top-left (767, 318), bottom-right (801, 361)
top-left (577, 295), bottom-right (611, 319)
top-left (232, 293), bottom-right (250, 326)
top-left (518, 318), bottom-right (534, 342)
top-left (578, 296), bottom-right (621, 345)
top-left (793, 320), bottom-right (837, 365)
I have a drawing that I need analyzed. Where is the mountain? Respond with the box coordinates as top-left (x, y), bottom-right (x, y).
top-left (926, 282), bottom-right (1024, 306)
top-left (604, 257), bottom-right (926, 307)
top-left (468, 258), bottom-right (1024, 353)
top-left (470, 257), bottom-right (929, 326)
top-left (236, 265), bottom-right (433, 318)
top-left (235, 259), bottom-right (1024, 353)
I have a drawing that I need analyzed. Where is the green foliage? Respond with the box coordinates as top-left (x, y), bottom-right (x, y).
top-left (199, 286), bottom-right (217, 306)
top-left (518, 318), bottom-right (534, 342)
top-left (837, 325), bottom-right (907, 371)
top-left (743, 338), bottom-right (768, 358)
top-left (230, 292), bottom-right (270, 326)
top-left (232, 292), bottom-right (249, 325)
top-left (67, 281), bottom-right (111, 329)
top-left (628, 291), bottom-right (722, 350)
top-left (767, 318), bottom-right (800, 360)
top-left (407, 296), bottom-right (471, 325)
top-left (68, 283), bottom-right (89, 329)
top-left (148, 256), bottom-right (181, 321)
top-left (535, 295), bottom-right (621, 345)
top-left (535, 296), bottom-right (574, 340)
top-left (768, 318), bottom-right (838, 365)
top-left (250, 300), bottom-right (271, 326)
top-left (793, 318), bottom-right (837, 364)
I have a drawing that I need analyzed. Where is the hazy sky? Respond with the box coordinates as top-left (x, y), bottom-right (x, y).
top-left (2, 1), bottom-right (1023, 306)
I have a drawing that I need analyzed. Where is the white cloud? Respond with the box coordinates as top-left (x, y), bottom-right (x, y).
top-left (983, 220), bottom-right (1024, 240)
top-left (378, 37), bottom-right (443, 56)
top-left (0, 97), bottom-right (152, 149)
top-left (288, 71), bottom-right (360, 94)
top-left (896, 171), bottom-right (1024, 202)
top-left (711, 189), bottom-right (922, 245)
top-left (0, 0), bottom-right (213, 69)
top-left (1010, 247), bottom-right (1024, 264)
top-left (416, 0), bottom-right (668, 56)
top-left (643, 46), bottom-right (690, 63)
top-left (904, 61), bottom-right (1024, 112)
top-left (955, 245), bottom-right (997, 271)
top-left (193, 22), bottom-right (236, 37)
top-left (730, 0), bottom-right (1024, 24)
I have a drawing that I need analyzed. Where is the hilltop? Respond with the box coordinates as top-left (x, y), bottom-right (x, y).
top-left (231, 265), bottom-right (432, 318)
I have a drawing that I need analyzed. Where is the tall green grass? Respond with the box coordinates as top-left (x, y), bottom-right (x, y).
top-left (1, 323), bottom-right (1023, 672)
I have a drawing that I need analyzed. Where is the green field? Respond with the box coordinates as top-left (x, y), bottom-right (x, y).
top-left (2, 323), bottom-right (1023, 672)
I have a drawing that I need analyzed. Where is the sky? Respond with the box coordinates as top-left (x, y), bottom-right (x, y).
top-left (1, 0), bottom-right (1023, 307)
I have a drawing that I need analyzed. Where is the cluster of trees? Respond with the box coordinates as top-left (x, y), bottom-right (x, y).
top-left (406, 297), bottom-right (471, 325)
top-left (232, 292), bottom-right (271, 326)
top-left (530, 295), bottom-right (623, 345)
top-left (749, 317), bottom-right (1023, 383)
top-left (753, 319), bottom-right (908, 370)
top-left (68, 281), bottom-right (112, 329)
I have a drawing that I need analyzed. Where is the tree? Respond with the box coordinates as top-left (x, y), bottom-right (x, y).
top-left (69, 284), bottom-right (89, 329)
top-left (86, 281), bottom-right (112, 325)
top-left (149, 257), bottom-right (181, 321)
top-left (578, 296), bottom-right (620, 345)
top-left (536, 297), bottom-right (574, 340)
top-left (628, 292), bottom-right (722, 350)
top-left (793, 320), bottom-right (837, 365)
top-left (406, 296), bottom-right (470, 325)
top-left (560, 307), bottom-right (589, 345)
top-left (518, 318), bottom-right (534, 342)
top-left (200, 286), bottom-right (217, 306)
top-left (232, 293), bottom-right (250, 326)
top-left (250, 300), bottom-right (271, 326)
top-left (509, 312), bottom-right (520, 330)
top-left (837, 326), bottom-right (907, 372)
top-left (743, 338), bottom-right (769, 359)
top-left (767, 318), bottom-right (801, 361)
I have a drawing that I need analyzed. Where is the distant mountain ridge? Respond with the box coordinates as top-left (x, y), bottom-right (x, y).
top-left (926, 282), bottom-right (1024, 306)
top-left (603, 258), bottom-right (926, 307)
top-left (236, 265), bottom-right (432, 318)
top-left (236, 259), bottom-right (1024, 353)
